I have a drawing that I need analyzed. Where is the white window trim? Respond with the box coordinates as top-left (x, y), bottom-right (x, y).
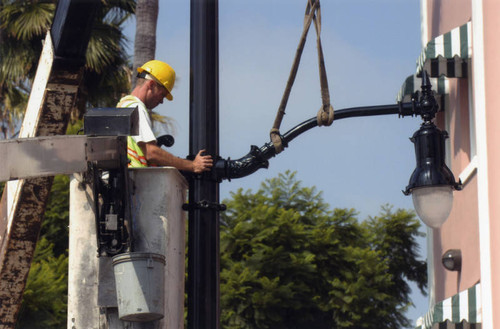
top-left (469, 63), bottom-right (477, 159)
top-left (472, 1), bottom-right (493, 329)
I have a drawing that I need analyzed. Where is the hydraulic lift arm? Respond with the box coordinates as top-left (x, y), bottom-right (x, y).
top-left (0, 1), bottom-right (100, 327)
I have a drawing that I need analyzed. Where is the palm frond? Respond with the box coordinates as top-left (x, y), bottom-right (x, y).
top-left (0, 81), bottom-right (28, 138)
top-left (101, 0), bottom-right (135, 24)
top-left (0, 2), bottom-right (55, 41)
top-left (0, 37), bottom-right (37, 83)
top-left (86, 22), bottom-right (129, 73)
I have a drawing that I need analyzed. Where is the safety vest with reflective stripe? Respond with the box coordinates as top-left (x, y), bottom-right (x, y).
top-left (117, 96), bottom-right (149, 168)
top-left (127, 136), bottom-right (148, 167)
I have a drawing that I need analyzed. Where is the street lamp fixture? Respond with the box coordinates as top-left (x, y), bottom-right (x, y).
top-left (403, 71), bottom-right (462, 228)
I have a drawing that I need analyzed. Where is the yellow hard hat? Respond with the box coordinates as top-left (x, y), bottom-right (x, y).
top-left (137, 60), bottom-right (176, 101)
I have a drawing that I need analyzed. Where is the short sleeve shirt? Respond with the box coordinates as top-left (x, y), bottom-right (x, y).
top-left (117, 95), bottom-right (156, 144)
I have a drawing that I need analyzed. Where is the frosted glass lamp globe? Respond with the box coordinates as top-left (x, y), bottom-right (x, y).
top-left (411, 186), bottom-right (453, 228)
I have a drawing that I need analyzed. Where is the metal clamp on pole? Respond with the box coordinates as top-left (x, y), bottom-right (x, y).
top-left (182, 200), bottom-right (227, 212)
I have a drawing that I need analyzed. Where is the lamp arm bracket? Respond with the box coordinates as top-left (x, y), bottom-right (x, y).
top-left (214, 102), bottom-right (417, 181)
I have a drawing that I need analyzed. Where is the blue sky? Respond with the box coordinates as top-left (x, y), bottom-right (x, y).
top-left (124, 0), bottom-right (427, 324)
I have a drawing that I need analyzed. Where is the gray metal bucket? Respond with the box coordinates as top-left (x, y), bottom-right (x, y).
top-left (112, 252), bottom-right (166, 322)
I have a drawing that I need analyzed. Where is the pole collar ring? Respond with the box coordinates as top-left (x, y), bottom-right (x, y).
top-left (270, 128), bottom-right (284, 154)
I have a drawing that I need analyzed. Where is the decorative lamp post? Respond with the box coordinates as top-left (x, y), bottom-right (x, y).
top-left (188, 1), bottom-right (462, 324)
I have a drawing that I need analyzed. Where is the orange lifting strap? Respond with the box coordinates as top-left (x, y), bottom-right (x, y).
top-left (270, 0), bottom-right (334, 154)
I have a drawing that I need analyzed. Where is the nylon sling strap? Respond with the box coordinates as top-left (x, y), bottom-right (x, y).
top-left (270, 0), bottom-right (334, 154)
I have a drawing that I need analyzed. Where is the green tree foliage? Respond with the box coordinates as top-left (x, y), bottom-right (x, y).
top-left (16, 237), bottom-right (68, 329)
top-left (40, 174), bottom-right (70, 257)
top-left (220, 171), bottom-right (427, 329)
top-left (15, 174), bottom-right (70, 328)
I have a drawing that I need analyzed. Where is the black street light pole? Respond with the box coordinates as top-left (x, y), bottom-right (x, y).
top-left (187, 0), bottom-right (220, 328)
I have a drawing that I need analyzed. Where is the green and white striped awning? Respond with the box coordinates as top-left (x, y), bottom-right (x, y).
top-left (396, 74), bottom-right (448, 103)
top-left (415, 283), bottom-right (482, 329)
top-left (416, 21), bottom-right (472, 78)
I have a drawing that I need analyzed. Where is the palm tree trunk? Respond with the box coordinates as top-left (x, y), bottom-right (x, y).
top-left (133, 0), bottom-right (158, 87)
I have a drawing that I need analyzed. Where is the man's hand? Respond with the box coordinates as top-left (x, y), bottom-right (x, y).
top-left (192, 149), bottom-right (213, 173)
top-left (141, 142), bottom-right (213, 173)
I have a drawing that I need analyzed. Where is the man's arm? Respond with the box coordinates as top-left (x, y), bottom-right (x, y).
top-left (140, 141), bottom-right (213, 173)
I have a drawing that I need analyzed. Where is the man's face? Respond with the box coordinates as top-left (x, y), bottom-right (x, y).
top-left (145, 81), bottom-right (168, 109)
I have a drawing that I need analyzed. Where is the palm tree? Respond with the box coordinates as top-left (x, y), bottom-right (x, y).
top-left (132, 0), bottom-right (158, 86)
top-left (0, 0), bottom-right (136, 137)
top-left (131, 0), bottom-right (175, 131)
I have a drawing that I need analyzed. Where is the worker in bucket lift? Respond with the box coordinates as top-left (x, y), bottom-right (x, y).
top-left (117, 60), bottom-right (213, 172)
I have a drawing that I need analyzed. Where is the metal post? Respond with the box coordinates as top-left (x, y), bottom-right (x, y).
top-left (188, 0), bottom-right (220, 328)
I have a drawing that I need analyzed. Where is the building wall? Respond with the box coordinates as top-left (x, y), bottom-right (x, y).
top-left (433, 78), bottom-right (480, 300)
top-left (426, 0), bottom-right (479, 300)
top-left (424, 0), bottom-right (500, 328)
top-left (425, 0), bottom-right (471, 40)
top-left (481, 2), bottom-right (500, 328)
